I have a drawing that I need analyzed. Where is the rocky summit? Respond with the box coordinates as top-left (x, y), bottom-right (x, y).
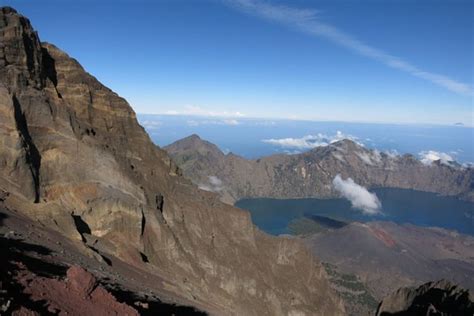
top-left (0, 7), bottom-right (344, 315)
top-left (165, 134), bottom-right (474, 204)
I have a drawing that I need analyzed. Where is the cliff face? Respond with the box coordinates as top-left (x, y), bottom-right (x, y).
top-left (165, 135), bottom-right (474, 204)
top-left (0, 7), bottom-right (344, 315)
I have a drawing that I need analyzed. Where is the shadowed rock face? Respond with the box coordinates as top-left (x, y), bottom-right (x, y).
top-left (165, 135), bottom-right (474, 204)
top-left (376, 280), bottom-right (474, 316)
top-left (0, 7), bottom-right (345, 315)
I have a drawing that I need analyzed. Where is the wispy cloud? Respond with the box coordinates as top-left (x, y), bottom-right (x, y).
top-left (165, 105), bottom-right (245, 117)
top-left (262, 130), bottom-right (358, 149)
top-left (332, 174), bottom-right (381, 215)
top-left (356, 150), bottom-right (382, 166)
top-left (225, 0), bottom-right (472, 96)
top-left (139, 119), bottom-right (162, 130)
top-left (199, 176), bottom-right (224, 192)
top-left (186, 118), bottom-right (240, 126)
top-left (384, 149), bottom-right (400, 159)
top-left (222, 119), bottom-right (240, 125)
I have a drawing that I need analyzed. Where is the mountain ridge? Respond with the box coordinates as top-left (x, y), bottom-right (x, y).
top-left (0, 7), bottom-right (344, 315)
top-left (165, 134), bottom-right (474, 204)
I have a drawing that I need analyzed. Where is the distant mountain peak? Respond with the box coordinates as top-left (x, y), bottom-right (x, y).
top-left (184, 133), bottom-right (201, 140)
top-left (190, 133), bottom-right (201, 138)
top-left (330, 138), bottom-right (363, 149)
top-left (165, 134), bottom-right (223, 155)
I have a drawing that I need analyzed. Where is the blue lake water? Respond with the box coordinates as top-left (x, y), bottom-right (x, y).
top-left (138, 114), bottom-right (474, 164)
top-left (235, 188), bottom-right (474, 236)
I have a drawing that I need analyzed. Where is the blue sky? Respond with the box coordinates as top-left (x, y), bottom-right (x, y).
top-left (5, 0), bottom-right (473, 125)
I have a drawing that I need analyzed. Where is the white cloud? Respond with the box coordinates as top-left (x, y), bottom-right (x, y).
top-left (199, 176), bottom-right (224, 192)
top-left (262, 131), bottom-right (358, 150)
top-left (186, 118), bottom-right (240, 126)
top-left (254, 120), bottom-right (276, 126)
top-left (332, 152), bottom-right (345, 163)
top-left (209, 176), bottom-right (223, 187)
top-left (222, 119), bottom-right (240, 125)
top-left (356, 152), bottom-right (375, 165)
top-left (164, 110), bottom-right (180, 115)
top-left (263, 135), bottom-right (323, 149)
top-left (372, 149), bottom-right (382, 163)
top-left (139, 119), bottom-right (162, 130)
top-left (226, 0), bottom-right (473, 96)
top-left (419, 150), bottom-right (454, 166)
top-left (384, 149), bottom-right (400, 159)
top-left (187, 120), bottom-right (200, 126)
top-left (283, 149), bottom-right (302, 155)
top-left (167, 105), bottom-right (245, 118)
top-left (332, 174), bottom-right (381, 215)
top-left (356, 150), bottom-right (382, 166)
top-left (462, 162), bottom-right (474, 168)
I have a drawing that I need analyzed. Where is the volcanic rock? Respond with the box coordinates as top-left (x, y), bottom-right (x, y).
top-left (15, 264), bottom-right (139, 316)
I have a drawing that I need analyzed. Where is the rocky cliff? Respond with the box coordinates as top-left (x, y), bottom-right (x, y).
top-left (0, 7), bottom-right (344, 315)
top-left (376, 280), bottom-right (474, 315)
top-left (165, 134), bottom-right (474, 204)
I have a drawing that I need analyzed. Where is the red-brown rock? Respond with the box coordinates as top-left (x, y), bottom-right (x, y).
top-left (67, 265), bottom-right (97, 297)
top-left (15, 265), bottom-right (139, 316)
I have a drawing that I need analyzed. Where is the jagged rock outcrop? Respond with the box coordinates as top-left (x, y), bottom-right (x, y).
top-left (165, 134), bottom-right (474, 204)
top-left (0, 7), bottom-right (345, 315)
top-left (376, 280), bottom-right (474, 315)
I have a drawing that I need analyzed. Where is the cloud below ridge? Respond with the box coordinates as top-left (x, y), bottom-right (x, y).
top-left (199, 176), bottom-right (224, 192)
top-left (226, 0), bottom-right (472, 96)
top-left (419, 150), bottom-right (454, 166)
top-left (262, 131), bottom-right (358, 149)
top-left (332, 174), bottom-right (381, 215)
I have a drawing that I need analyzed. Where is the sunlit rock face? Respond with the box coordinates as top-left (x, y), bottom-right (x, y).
top-left (0, 7), bottom-right (345, 315)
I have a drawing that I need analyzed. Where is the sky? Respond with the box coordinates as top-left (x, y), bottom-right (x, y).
top-left (4, 0), bottom-right (473, 125)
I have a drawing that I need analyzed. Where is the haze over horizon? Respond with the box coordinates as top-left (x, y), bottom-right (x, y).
top-left (6, 0), bottom-right (473, 126)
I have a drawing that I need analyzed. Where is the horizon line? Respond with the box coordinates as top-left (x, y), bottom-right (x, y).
top-left (136, 112), bottom-right (474, 128)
